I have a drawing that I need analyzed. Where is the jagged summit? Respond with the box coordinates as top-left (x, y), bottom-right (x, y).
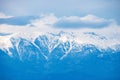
top-left (0, 31), bottom-right (120, 61)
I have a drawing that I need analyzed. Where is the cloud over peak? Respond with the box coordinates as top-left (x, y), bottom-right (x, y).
top-left (31, 14), bottom-right (58, 27)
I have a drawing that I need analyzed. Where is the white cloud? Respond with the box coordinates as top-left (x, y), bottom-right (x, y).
top-left (80, 14), bottom-right (107, 23)
top-left (54, 15), bottom-right (114, 28)
top-left (30, 14), bottom-right (58, 28)
top-left (59, 15), bottom-right (107, 23)
top-left (0, 12), bottom-right (13, 19)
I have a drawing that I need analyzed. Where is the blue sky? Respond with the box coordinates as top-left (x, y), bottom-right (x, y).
top-left (0, 0), bottom-right (120, 20)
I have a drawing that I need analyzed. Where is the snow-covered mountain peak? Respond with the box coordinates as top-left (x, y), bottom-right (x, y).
top-left (0, 35), bottom-right (12, 49)
top-left (0, 31), bottom-right (119, 49)
top-left (0, 31), bottom-right (120, 59)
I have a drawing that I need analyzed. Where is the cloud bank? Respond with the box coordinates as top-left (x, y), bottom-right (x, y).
top-left (0, 13), bottom-right (119, 36)
top-left (30, 14), bottom-right (116, 29)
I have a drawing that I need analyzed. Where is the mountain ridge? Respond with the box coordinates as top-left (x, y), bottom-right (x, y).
top-left (0, 31), bottom-right (120, 61)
